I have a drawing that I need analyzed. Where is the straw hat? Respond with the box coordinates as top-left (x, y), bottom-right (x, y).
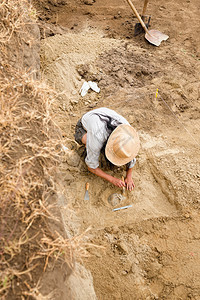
top-left (105, 124), bottom-right (140, 166)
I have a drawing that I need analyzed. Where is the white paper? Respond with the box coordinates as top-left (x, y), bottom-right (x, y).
top-left (79, 81), bottom-right (100, 97)
top-left (88, 81), bottom-right (100, 93)
top-left (80, 81), bottom-right (90, 97)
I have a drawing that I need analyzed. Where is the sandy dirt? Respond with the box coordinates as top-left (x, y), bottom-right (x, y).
top-left (36, 0), bottom-right (200, 299)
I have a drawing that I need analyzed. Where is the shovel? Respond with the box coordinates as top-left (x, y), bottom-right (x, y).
top-left (122, 176), bottom-right (125, 195)
top-left (126, 0), bottom-right (169, 47)
top-left (84, 182), bottom-right (90, 200)
top-left (134, 0), bottom-right (151, 36)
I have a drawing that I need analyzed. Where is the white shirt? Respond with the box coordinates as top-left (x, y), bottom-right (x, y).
top-left (81, 107), bottom-right (136, 169)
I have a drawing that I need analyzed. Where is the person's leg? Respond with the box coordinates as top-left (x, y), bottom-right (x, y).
top-left (81, 133), bottom-right (87, 145)
top-left (74, 119), bottom-right (87, 145)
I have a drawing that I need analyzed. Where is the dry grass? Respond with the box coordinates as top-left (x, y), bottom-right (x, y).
top-left (39, 228), bottom-right (103, 272)
top-left (0, 0), bottom-right (35, 44)
top-left (0, 1), bottom-right (93, 298)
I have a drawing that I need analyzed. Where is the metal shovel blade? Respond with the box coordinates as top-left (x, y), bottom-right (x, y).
top-left (84, 182), bottom-right (89, 200)
top-left (145, 29), bottom-right (169, 47)
top-left (126, 0), bottom-right (169, 47)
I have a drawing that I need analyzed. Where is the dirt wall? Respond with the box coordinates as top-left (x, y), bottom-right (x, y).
top-left (0, 1), bottom-right (98, 299)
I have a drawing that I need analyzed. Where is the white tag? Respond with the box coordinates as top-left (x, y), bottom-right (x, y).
top-left (79, 81), bottom-right (100, 97)
top-left (80, 81), bottom-right (90, 97)
top-left (88, 81), bottom-right (100, 93)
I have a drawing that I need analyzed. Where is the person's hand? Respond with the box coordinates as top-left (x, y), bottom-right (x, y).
top-left (125, 177), bottom-right (135, 191)
top-left (111, 177), bottom-right (126, 188)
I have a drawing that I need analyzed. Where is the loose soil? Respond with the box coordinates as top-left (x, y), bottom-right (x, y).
top-left (35, 0), bottom-right (200, 299)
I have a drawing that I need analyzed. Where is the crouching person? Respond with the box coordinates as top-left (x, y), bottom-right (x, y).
top-left (74, 107), bottom-right (140, 191)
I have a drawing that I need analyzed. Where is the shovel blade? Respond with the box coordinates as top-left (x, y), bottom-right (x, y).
top-left (145, 29), bottom-right (169, 46)
top-left (84, 190), bottom-right (89, 200)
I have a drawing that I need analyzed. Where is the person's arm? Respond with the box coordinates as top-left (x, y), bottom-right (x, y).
top-left (88, 167), bottom-right (125, 188)
top-left (125, 167), bottom-right (135, 191)
top-left (85, 130), bottom-right (125, 188)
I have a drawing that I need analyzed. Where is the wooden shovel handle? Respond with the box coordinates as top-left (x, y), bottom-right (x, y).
top-left (126, 0), bottom-right (148, 33)
top-left (85, 182), bottom-right (89, 191)
top-left (122, 176), bottom-right (125, 191)
top-left (142, 0), bottom-right (149, 16)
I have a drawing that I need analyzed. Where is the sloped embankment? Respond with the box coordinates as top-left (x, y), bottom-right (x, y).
top-left (0, 1), bottom-right (97, 299)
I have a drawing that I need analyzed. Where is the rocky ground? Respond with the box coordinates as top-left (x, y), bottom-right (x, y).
top-left (33, 0), bottom-right (200, 299)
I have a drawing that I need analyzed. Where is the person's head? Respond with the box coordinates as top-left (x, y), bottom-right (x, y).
top-left (105, 124), bottom-right (140, 166)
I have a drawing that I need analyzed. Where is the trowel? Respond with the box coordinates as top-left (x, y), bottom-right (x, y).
top-left (84, 182), bottom-right (90, 200)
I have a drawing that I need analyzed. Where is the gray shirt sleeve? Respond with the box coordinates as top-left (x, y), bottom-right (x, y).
top-left (85, 130), bottom-right (102, 169)
top-left (126, 158), bottom-right (136, 169)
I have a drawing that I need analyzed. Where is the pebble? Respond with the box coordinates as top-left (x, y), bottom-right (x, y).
top-left (184, 213), bottom-right (190, 219)
top-left (70, 99), bottom-right (78, 105)
top-left (159, 5), bottom-right (166, 10)
top-left (109, 270), bottom-right (115, 278)
top-left (84, 0), bottom-right (94, 5)
top-left (117, 241), bottom-right (129, 254)
top-left (122, 270), bottom-right (127, 275)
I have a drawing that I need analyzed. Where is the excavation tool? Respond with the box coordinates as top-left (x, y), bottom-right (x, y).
top-left (113, 205), bottom-right (133, 212)
top-left (84, 182), bottom-right (90, 200)
top-left (126, 0), bottom-right (169, 46)
top-left (134, 0), bottom-right (151, 36)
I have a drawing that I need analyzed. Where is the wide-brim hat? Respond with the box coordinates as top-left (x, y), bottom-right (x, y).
top-left (105, 124), bottom-right (140, 166)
